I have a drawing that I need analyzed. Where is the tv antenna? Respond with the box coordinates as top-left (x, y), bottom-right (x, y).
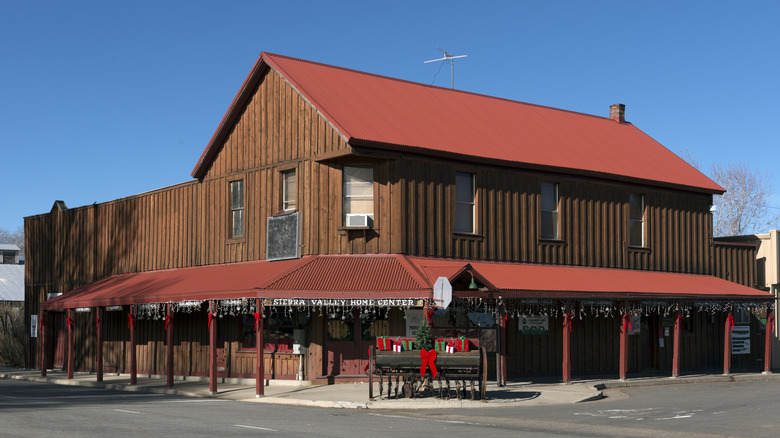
top-left (424, 48), bottom-right (467, 89)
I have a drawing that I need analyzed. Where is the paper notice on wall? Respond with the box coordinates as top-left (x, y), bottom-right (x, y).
top-left (731, 326), bottom-right (750, 355)
top-left (30, 315), bottom-right (38, 338)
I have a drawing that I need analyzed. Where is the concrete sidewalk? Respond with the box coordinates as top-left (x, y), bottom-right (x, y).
top-left (2, 367), bottom-right (778, 409)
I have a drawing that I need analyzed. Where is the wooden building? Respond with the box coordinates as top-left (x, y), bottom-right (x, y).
top-left (25, 53), bottom-right (772, 391)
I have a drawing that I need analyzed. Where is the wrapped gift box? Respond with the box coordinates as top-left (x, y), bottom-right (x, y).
top-left (455, 336), bottom-right (470, 352)
top-left (376, 337), bottom-right (393, 350)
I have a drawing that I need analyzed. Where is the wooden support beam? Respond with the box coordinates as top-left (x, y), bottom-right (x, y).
top-left (498, 304), bottom-right (507, 386)
top-left (96, 307), bottom-right (103, 382)
top-left (129, 307), bottom-right (137, 385)
top-left (166, 303), bottom-right (173, 388)
top-left (40, 311), bottom-right (47, 377)
top-left (256, 299), bottom-right (265, 397)
top-left (67, 308), bottom-right (74, 379)
top-left (723, 311), bottom-right (733, 375)
top-left (209, 301), bottom-right (217, 394)
top-left (672, 312), bottom-right (682, 377)
top-left (765, 308), bottom-right (773, 374)
top-left (619, 311), bottom-right (629, 381)
top-left (562, 306), bottom-right (571, 383)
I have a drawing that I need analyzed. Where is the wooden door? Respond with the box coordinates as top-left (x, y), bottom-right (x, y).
top-left (326, 310), bottom-right (371, 376)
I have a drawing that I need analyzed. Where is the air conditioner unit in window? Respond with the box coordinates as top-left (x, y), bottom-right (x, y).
top-left (345, 214), bottom-right (372, 228)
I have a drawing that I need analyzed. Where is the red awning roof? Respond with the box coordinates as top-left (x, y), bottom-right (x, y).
top-left (42, 255), bottom-right (770, 311)
top-left (256, 254), bottom-right (431, 298)
top-left (41, 259), bottom-right (301, 310)
top-left (410, 257), bottom-right (770, 301)
top-left (192, 53), bottom-right (722, 194)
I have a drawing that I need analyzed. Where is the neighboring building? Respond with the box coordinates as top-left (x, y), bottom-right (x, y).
top-left (25, 53), bottom-right (771, 388)
top-left (1, 244), bottom-right (24, 303)
top-left (1, 243), bottom-right (23, 265)
top-left (716, 230), bottom-right (780, 368)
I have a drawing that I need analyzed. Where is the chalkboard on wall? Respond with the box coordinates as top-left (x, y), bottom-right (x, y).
top-left (266, 212), bottom-right (301, 261)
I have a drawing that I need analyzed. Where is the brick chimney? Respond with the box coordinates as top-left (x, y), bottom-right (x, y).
top-left (609, 103), bottom-right (625, 123)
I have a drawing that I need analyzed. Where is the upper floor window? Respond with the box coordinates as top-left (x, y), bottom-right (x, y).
top-left (282, 170), bottom-right (296, 212)
top-left (541, 182), bottom-right (559, 240)
top-left (230, 180), bottom-right (244, 238)
top-left (629, 193), bottom-right (645, 247)
top-left (455, 172), bottom-right (475, 233)
top-left (343, 166), bottom-right (374, 227)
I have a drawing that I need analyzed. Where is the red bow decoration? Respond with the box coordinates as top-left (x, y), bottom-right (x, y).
top-left (165, 315), bottom-right (171, 331)
top-left (127, 313), bottom-right (135, 330)
top-left (420, 348), bottom-right (438, 379)
top-left (677, 314), bottom-right (683, 322)
top-left (769, 315), bottom-right (775, 332)
top-left (623, 314), bottom-right (632, 333)
top-left (95, 317), bottom-right (100, 334)
top-left (40, 317), bottom-right (44, 328)
top-left (727, 315), bottom-right (735, 331)
top-left (67, 317), bottom-right (72, 328)
top-left (563, 313), bottom-right (572, 333)
top-left (208, 313), bottom-right (213, 330)
top-left (254, 312), bottom-right (261, 332)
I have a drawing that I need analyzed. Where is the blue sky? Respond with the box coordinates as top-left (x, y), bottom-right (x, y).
top-left (1, 1), bottom-right (779, 233)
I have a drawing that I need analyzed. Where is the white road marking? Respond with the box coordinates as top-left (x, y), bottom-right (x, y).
top-left (368, 413), bottom-right (491, 427)
top-left (113, 409), bottom-right (143, 414)
top-left (235, 425), bottom-right (277, 431)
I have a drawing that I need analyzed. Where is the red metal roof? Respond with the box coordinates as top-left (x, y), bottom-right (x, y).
top-left (41, 259), bottom-right (301, 310)
top-left (256, 254), bottom-right (431, 298)
top-left (42, 255), bottom-right (769, 310)
top-left (193, 53), bottom-right (722, 194)
top-left (461, 260), bottom-right (768, 301)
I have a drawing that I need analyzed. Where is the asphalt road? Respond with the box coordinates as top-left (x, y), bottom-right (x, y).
top-left (2, 378), bottom-right (779, 437)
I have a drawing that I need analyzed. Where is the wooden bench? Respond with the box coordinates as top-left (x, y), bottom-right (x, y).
top-left (368, 339), bottom-right (487, 401)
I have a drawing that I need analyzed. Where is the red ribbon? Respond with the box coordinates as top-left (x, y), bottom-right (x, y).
top-left (254, 312), bottom-right (261, 332)
top-left (363, 346), bottom-right (372, 372)
top-left (425, 308), bottom-right (434, 328)
top-left (623, 314), bottom-right (632, 333)
top-left (95, 317), bottom-right (100, 334)
top-left (165, 315), bottom-right (171, 331)
top-left (727, 315), bottom-right (735, 331)
top-left (127, 313), bottom-right (135, 330)
top-left (208, 313), bottom-right (213, 330)
top-left (563, 313), bottom-right (572, 333)
top-left (769, 316), bottom-right (775, 332)
top-left (420, 348), bottom-right (438, 379)
top-left (67, 317), bottom-right (72, 328)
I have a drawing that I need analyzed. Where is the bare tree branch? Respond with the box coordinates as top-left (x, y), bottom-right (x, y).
top-left (711, 162), bottom-right (780, 236)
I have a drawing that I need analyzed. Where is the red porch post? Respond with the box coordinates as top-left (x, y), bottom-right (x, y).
top-left (256, 299), bottom-right (265, 397)
top-left (166, 303), bottom-right (173, 388)
top-left (562, 306), bottom-right (571, 383)
top-left (40, 311), bottom-right (47, 377)
top-left (67, 308), bottom-right (74, 379)
top-left (619, 310), bottom-right (629, 381)
top-left (723, 311), bottom-right (733, 375)
top-left (96, 307), bottom-right (103, 382)
top-left (672, 312), bottom-right (682, 377)
top-left (209, 300), bottom-right (217, 394)
top-left (129, 306), bottom-right (137, 385)
top-left (765, 308), bottom-right (774, 374)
